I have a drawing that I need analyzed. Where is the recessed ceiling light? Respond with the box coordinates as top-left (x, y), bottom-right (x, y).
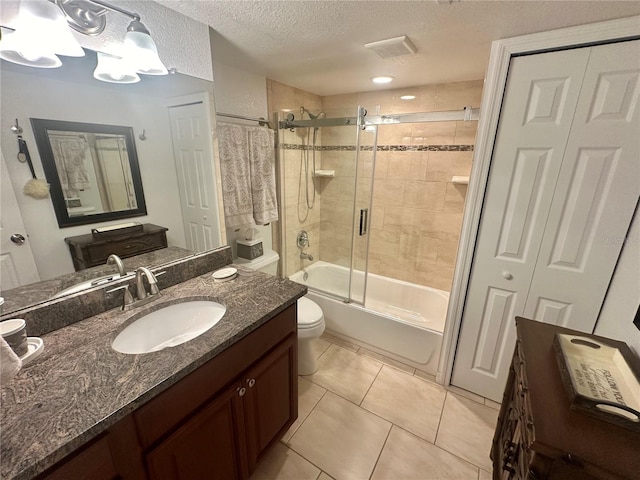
top-left (400, 95), bottom-right (416, 100)
top-left (371, 76), bottom-right (394, 84)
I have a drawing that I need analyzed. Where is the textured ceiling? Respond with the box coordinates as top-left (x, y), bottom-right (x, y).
top-left (159, 0), bottom-right (640, 96)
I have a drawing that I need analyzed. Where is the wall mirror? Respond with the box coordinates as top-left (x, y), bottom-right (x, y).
top-left (31, 118), bottom-right (147, 228)
top-left (0, 47), bottom-right (223, 315)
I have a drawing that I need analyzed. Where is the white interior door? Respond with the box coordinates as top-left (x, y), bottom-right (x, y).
top-left (451, 40), bottom-right (640, 401)
top-left (168, 96), bottom-right (222, 253)
top-left (0, 150), bottom-right (39, 290)
top-left (524, 40), bottom-right (640, 329)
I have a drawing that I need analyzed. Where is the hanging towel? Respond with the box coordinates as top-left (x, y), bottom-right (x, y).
top-left (218, 123), bottom-right (254, 227)
top-left (50, 136), bottom-right (91, 193)
top-left (248, 126), bottom-right (279, 225)
top-left (0, 337), bottom-right (22, 383)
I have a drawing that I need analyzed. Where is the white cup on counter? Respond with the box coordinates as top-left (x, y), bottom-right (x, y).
top-left (0, 319), bottom-right (28, 357)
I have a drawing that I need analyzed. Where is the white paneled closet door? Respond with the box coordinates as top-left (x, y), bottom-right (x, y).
top-left (451, 40), bottom-right (640, 401)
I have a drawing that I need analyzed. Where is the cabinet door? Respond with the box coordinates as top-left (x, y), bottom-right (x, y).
top-left (146, 383), bottom-right (248, 480)
top-left (243, 333), bottom-right (297, 473)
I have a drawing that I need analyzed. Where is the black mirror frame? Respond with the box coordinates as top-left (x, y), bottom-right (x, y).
top-left (30, 118), bottom-right (147, 228)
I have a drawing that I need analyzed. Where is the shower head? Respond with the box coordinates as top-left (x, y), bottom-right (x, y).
top-left (301, 106), bottom-right (326, 120)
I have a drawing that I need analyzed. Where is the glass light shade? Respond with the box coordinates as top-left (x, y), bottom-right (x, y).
top-left (124, 30), bottom-right (168, 75)
top-left (0, 31), bottom-right (62, 68)
top-left (94, 52), bottom-right (140, 84)
top-left (0, 0), bottom-right (84, 67)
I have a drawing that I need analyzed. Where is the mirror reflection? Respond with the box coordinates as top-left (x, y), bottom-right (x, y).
top-left (31, 119), bottom-right (147, 227)
top-left (0, 50), bottom-right (223, 315)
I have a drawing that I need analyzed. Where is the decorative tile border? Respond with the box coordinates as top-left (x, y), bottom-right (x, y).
top-left (280, 143), bottom-right (474, 152)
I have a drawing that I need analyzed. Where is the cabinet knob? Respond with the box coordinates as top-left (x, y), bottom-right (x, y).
top-left (237, 387), bottom-right (246, 397)
top-left (247, 378), bottom-right (256, 388)
top-left (502, 271), bottom-right (513, 280)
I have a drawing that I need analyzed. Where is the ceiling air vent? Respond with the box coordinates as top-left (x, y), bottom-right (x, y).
top-left (364, 36), bottom-right (417, 59)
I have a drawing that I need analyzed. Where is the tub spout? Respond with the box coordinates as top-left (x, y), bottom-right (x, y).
top-left (300, 252), bottom-right (314, 261)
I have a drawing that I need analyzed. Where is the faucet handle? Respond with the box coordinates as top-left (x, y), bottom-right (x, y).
top-left (106, 284), bottom-right (134, 309)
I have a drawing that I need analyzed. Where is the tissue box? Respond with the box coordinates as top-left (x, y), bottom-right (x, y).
top-left (237, 238), bottom-right (263, 260)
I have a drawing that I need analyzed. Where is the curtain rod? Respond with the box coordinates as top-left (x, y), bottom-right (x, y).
top-left (216, 112), bottom-right (271, 127)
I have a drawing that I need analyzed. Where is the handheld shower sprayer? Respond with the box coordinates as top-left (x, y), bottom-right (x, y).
top-left (300, 106), bottom-right (326, 120)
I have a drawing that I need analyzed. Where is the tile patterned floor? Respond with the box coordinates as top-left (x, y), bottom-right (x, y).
top-left (250, 334), bottom-right (498, 480)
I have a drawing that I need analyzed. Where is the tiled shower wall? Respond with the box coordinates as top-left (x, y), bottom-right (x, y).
top-left (268, 79), bottom-right (483, 290)
top-left (267, 80), bottom-right (323, 275)
top-left (321, 81), bottom-right (483, 291)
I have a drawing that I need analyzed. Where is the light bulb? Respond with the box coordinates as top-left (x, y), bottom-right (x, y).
top-left (94, 52), bottom-right (140, 84)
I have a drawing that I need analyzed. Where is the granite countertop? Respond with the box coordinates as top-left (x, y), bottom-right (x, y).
top-left (0, 266), bottom-right (306, 480)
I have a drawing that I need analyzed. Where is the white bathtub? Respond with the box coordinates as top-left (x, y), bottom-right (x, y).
top-left (289, 261), bottom-right (449, 375)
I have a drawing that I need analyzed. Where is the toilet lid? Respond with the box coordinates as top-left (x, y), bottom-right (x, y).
top-left (297, 297), bottom-right (324, 328)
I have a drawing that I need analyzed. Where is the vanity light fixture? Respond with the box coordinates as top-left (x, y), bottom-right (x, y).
top-left (1, 0), bottom-right (167, 80)
top-left (0, 0), bottom-right (84, 68)
top-left (400, 95), bottom-right (416, 100)
top-left (371, 75), bottom-right (395, 84)
top-left (93, 52), bottom-right (140, 83)
top-left (55, 0), bottom-right (168, 77)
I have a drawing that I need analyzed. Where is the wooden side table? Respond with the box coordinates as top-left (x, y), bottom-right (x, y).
top-left (64, 224), bottom-right (168, 271)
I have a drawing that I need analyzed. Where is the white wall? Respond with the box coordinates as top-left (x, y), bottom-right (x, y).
top-left (0, 0), bottom-right (213, 82)
top-left (595, 212), bottom-right (640, 356)
top-left (211, 60), bottom-right (273, 257)
top-left (1, 68), bottom-right (187, 280)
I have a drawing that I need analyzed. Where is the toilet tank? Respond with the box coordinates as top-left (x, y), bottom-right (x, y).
top-left (235, 250), bottom-right (279, 275)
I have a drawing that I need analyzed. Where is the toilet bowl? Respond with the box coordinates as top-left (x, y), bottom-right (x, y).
top-left (237, 250), bottom-right (326, 375)
top-left (296, 296), bottom-right (325, 375)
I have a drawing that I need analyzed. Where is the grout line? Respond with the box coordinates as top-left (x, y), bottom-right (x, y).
top-left (285, 387), bottom-right (328, 444)
top-left (392, 423), bottom-right (484, 474)
top-left (286, 443), bottom-right (328, 479)
top-left (358, 362), bottom-right (384, 406)
top-left (433, 390), bottom-right (448, 446)
top-left (368, 423), bottom-right (393, 480)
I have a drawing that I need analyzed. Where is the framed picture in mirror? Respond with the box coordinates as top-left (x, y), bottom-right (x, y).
top-left (31, 118), bottom-right (147, 228)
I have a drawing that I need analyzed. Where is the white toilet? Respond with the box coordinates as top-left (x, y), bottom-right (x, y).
top-left (236, 250), bottom-right (325, 375)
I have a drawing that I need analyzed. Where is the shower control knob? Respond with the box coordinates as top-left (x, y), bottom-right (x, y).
top-left (502, 271), bottom-right (513, 280)
top-left (10, 233), bottom-right (25, 245)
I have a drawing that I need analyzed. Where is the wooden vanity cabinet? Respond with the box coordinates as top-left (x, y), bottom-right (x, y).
top-left (146, 382), bottom-right (248, 479)
top-left (40, 305), bottom-right (298, 480)
top-left (145, 333), bottom-right (297, 480)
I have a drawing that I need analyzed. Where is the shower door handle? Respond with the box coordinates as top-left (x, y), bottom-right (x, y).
top-left (359, 208), bottom-right (368, 236)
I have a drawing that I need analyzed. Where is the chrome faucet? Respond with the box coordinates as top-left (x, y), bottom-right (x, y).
top-left (135, 267), bottom-right (160, 301)
top-left (300, 252), bottom-right (314, 261)
top-left (107, 254), bottom-right (126, 277)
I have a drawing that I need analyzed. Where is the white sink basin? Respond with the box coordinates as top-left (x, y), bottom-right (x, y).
top-left (112, 300), bottom-right (226, 354)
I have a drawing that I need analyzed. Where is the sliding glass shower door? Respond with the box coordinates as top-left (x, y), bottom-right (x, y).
top-left (279, 106), bottom-right (377, 304)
